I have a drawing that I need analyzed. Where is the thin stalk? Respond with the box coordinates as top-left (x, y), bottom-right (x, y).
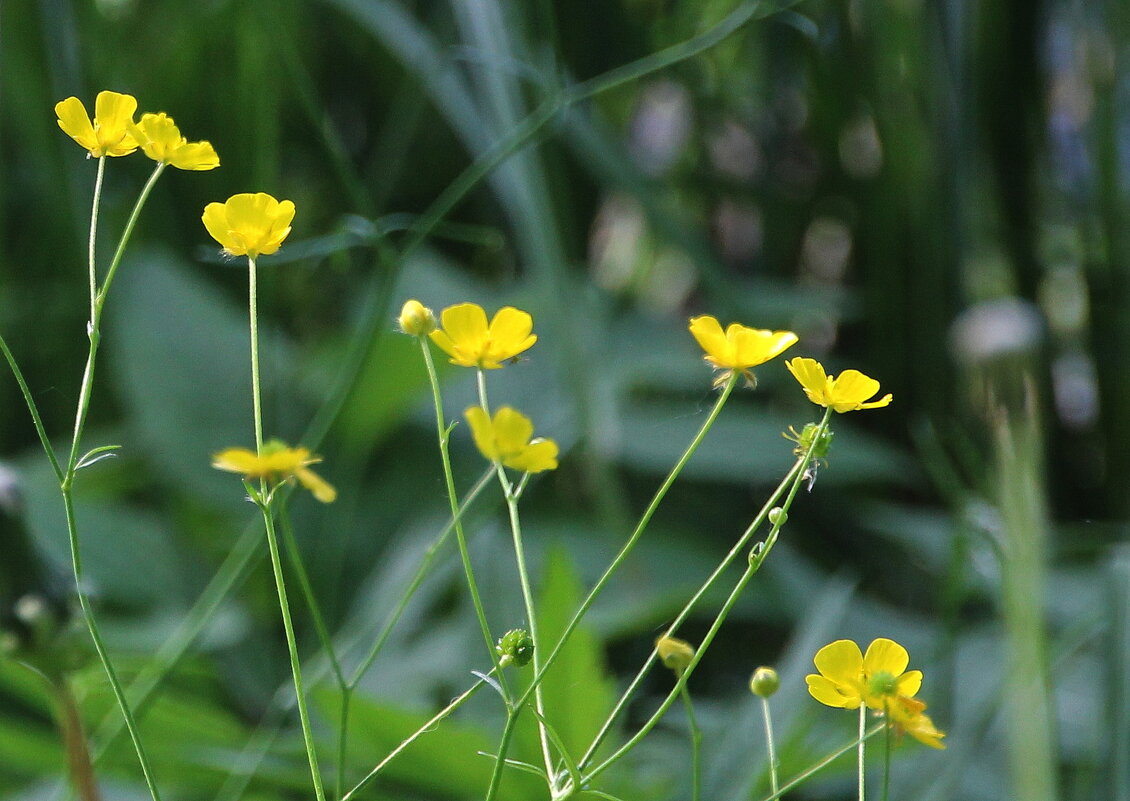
top-left (336, 690), bottom-right (351, 801)
top-left (760, 697), bottom-right (779, 798)
top-left (260, 504), bottom-right (326, 801)
top-left (340, 675), bottom-right (489, 801)
top-left (248, 256), bottom-right (264, 451)
top-left (579, 410), bottom-right (833, 784)
top-left (679, 686), bottom-right (701, 801)
top-left (335, 467), bottom-right (493, 798)
top-left (515, 373), bottom-right (739, 746)
top-left (61, 491), bottom-right (162, 800)
top-left (858, 705), bottom-right (867, 801)
top-left (755, 724), bottom-right (885, 801)
top-left (576, 448), bottom-right (806, 769)
top-left (484, 708), bottom-right (524, 801)
top-left (278, 506), bottom-right (346, 686)
top-left (0, 333), bottom-right (62, 481)
top-left (96, 162), bottom-right (166, 305)
top-left (418, 339), bottom-right (510, 698)
top-left (52, 156), bottom-right (170, 801)
top-left (346, 467), bottom-right (494, 688)
top-left (87, 157), bottom-right (105, 322)
top-left (881, 706), bottom-right (891, 801)
top-left (278, 504), bottom-right (350, 800)
top-left (476, 369), bottom-right (555, 779)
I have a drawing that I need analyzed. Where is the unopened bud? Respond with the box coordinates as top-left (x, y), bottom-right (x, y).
top-left (655, 634), bottom-right (695, 676)
top-left (496, 629), bottom-right (534, 668)
top-left (749, 666), bottom-right (779, 698)
top-left (768, 507), bottom-right (787, 527)
top-left (398, 299), bottom-right (436, 336)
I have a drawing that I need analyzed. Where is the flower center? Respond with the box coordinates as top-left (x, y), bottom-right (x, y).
top-left (867, 670), bottom-right (898, 698)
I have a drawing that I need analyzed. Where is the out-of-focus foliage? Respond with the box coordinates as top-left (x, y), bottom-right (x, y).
top-left (1, 0), bottom-right (1128, 799)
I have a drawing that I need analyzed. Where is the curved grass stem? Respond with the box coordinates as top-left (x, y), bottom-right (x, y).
top-left (577, 409), bottom-right (834, 786)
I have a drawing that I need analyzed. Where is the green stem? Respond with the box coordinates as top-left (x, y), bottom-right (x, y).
top-left (419, 339), bottom-right (510, 698)
top-left (761, 697), bottom-right (779, 798)
top-left (336, 689), bottom-right (351, 801)
top-left (340, 674), bottom-right (489, 801)
top-left (680, 686), bottom-right (701, 801)
top-left (881, 705), bottom-right (891, 801)
top-left (755, 724), bottom-right (885, 801)
top-left (858, 705), bottom-right (867, 801)
top-left (484, 708), bottom-right (524, 801)
top-left (346, 467), bottom-right (494, 688)
top-left (476, 369), bottom-right (555, 780)
top-left (51, 153), bottom-right (170, 801)
top-left (0, 333), bottom-right (62, 481)
top-left (278, 505), bottom-right (346, 687)
top-left (248, 255), bottom-right (264, 451)
top-left (87, 156), bottom-right (105, 323)
top-left (335, 467), bottom-right (493, 798)
top-left (579, 409), bottom-right (833, 784)
top-left (278, 503), bottom-right (349, 799)
top-left (260, 503), bottom-right (326, 801)
top-left (61, 490), bottom-right (163, 801)
top-left (96, 162), bottom-right (166, 306)
top-left (515, 373), bottom-right (739, 750)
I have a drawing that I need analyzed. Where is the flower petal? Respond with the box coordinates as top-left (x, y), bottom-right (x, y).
top-left (688, 316), bottom-right (731, 366)
top-left (55, 97), bottom-right (96, 150)
top-left (806, 674), bottom-right (862, 709)
top-left (296, 467), bottom-right (337, 503)
top-left (813, 639), bottom-right (863, 684)
top-left (786, 357), bottom-right (830, 402)
top-left (464, 406), bottom-right (499, 461)
top-left (732, 327), bottom-right (798, 367)
top-left (202, 202), bottom-right (234, 252)
top-left (491, 407), bottom-right (536, 457)
top-left (830, 370), bottom-right (883, 410)
top-left (487, 307), bottom-right (536, 359)
top-left (863, 638), bottom-right (909, 677)
top-left (507, 438), bottom-right (559, 473)
top-left (211, 447), bottom-right (261, 475)
top-left (440, 303), bottom-right (489, 351)
top-left (894, 669), bottom-right (922, 699)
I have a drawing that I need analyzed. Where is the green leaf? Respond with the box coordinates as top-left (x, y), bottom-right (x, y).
top-left (536, 546), bottom-right (617, 763)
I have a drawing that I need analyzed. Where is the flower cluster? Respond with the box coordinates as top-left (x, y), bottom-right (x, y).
top-left (807, 638), bottom-right (945, 748)
top-left (399, 300), bottom-right (559, 476)
top-left (56, 90), bottom-right (219, 168)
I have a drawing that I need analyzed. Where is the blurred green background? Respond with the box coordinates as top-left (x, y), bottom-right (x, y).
top-left (1, 0), bottom-right (1128, 799)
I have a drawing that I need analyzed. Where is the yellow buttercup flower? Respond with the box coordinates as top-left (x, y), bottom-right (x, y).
top-left (655, 635), bottom-right (695, 677)
top-left (786, 357), bottom-right (893, 412)
top-left (202, 193), bottom-right (295, 259)
top-left (212, 440), bottom-right (336, 503)
top-left (888, 696), bottom-right (946, 749)
top-left (806, 638), bottom-right (922, 711)
top-left (688, 315), bottom-right (797, 386)
top-left (429, 303), bottom-right (537, 369)
top-left (55, 91), bottom-right (139, 157)
top-left (130, 112), bottom-right (219, 170)
top-left (464, 406), bottom-right (558, 473)
top-left (398, 299), bottom-right (436, 337)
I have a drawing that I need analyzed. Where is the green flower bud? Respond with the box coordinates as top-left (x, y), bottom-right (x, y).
top-left (783, 423), bottom-right (834, 461)
top-left (496, 629), bottom-right (534, 668)
top-left (749, 666), bottom-right (780, 698)
top-left (656, 635), bottom-right (695, 677)
top-left (768, 507), bottom-right (787, 527)
top-left (398, 299), bottom-right (436, 337)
